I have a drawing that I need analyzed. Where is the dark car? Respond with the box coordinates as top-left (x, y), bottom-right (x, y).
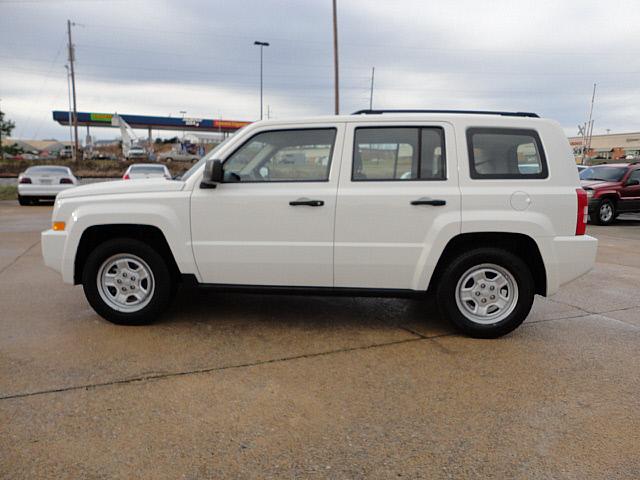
top-left (580, 163), bottom-right (640, 225)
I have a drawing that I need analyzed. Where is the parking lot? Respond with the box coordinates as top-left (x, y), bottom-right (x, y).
top-left (1, 201), bottom-right (639, 478)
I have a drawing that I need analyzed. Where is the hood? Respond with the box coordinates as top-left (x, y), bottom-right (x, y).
top-left (58, 178), bottom-right (185, 199)
top-left (580, 179), bottom-right (621, 190)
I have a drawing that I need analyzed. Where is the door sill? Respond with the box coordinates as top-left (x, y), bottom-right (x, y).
top-left (181, 275), bottom-right (425, 299)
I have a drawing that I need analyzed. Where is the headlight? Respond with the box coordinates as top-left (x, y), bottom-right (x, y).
top-left (585, 189), bottom-right (594, 198)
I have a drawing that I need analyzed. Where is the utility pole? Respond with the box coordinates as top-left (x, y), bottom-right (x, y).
top-left (67, 20), bottom-right (80, 163)
top-left (332, 0), bottom-right (340, 115)
top-left (369, 67), bottom-right (375, 110)
top-left (64, 65), bottom-right (75, 162)
top-left (585, 83), bottom-right (597, 156)
top-left (254, 41), bottom-right (269, 120)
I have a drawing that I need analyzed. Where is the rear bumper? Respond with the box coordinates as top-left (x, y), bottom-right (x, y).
top-left (544, 235), bottom-right (598, 295)
top-left (18, 184), bottom-right (75, 197)
top-left (41, 229), bottom-right (74, 283)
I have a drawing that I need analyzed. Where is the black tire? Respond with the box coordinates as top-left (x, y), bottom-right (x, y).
top-left (592, 198), bottom-right (616, 226)
top-left (81, 238), bottom-right (175, 325)
top-left (18, 195), bottom-right (31, 206)
top-left (436, 248), bottom-right (535, 338)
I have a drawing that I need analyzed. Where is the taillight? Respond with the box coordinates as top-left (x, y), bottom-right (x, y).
top-left (60, 178), bottom-right (73, 184)
top-left (19, 177), bottom-right (32, 184)
top-left (576, 188), bottom-right (588, 235)
top-left (123, 173), bottom-right (130, 180)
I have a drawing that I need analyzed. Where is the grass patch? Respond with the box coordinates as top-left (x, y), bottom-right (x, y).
top-left (0, 184), bottom-right (17, 200)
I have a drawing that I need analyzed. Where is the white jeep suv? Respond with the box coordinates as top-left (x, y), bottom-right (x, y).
top-left (42, 110), bottom-right (597, 338)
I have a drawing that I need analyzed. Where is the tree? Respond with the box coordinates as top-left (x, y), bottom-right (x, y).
top-left (0, 109), bottom-right (16, 160)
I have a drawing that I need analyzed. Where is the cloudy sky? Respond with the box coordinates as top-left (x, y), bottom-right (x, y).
top-left (1, 0), bottom-right (640, 140)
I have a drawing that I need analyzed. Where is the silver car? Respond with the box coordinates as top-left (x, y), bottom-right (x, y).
top-left (157, 150), bottom-right (200, 163)
top-left (123, 163), bottom-right (171, 180)
top-left (17, 165), bottom-right (79, 205)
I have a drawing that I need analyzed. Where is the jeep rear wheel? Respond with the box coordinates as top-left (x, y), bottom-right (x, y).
top-left (82, 238), bottom-right (175, 325)
top-left (437, 248), bottom-right (535, 338)
top-left (593, 198), bottom-right (616, 225)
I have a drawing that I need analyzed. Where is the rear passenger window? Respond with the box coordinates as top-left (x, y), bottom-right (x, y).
top-left (467, 128), bottom-right (548, 179)
top-left (353, 127), bottom-right (445, 181)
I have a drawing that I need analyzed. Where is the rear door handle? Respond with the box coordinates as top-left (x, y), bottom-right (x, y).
top-left (289, 198), bottom-right (324, 207)
top-left (411, 197), bottom-right (446, 206)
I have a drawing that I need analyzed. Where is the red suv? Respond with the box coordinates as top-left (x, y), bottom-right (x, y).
top-left (580, 163), bottom-right (640, 225)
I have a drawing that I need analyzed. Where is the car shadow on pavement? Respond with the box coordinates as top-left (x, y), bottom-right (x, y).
top-left (163, 284), bottom-right (451, 334)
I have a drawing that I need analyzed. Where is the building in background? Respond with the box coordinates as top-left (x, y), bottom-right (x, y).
top-left (568, 131), bottom-right (640, 163)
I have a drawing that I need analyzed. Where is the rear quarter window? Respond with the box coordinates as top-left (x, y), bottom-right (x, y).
top-left (466, 128), bottom-right (548, 179)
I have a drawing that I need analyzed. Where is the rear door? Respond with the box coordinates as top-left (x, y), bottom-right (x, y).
top-left (334, 122), bottom-right (461, 290)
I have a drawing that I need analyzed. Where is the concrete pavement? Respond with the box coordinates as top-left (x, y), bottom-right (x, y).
top-left (1, 201), bottom-right (639, 479)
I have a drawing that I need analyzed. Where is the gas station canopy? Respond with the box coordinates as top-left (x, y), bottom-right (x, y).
top-left (52, 111), bottom-right (251, 132)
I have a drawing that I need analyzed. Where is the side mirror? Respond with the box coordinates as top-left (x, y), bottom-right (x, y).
top-left (200, 159), bottom-right (224, 189)
top-left (626, 179), bottom-right (640, 187)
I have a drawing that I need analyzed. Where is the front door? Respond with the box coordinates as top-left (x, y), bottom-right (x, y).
top-left (619, 169), bottom-right (640, 212)
top-left (190, 125), bottom-right (344, 286)
top-left (334, 123), bottom-right (461, 290)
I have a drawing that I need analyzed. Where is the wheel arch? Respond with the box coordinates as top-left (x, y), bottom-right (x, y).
top-left (595, 192), bottom-right (620, 204)
top-left (427, 232), bottom-right (547, 296)
top-left (74, 224), bottom-right (181, 285)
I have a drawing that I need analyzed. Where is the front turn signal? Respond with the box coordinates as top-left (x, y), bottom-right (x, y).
top-left (52, 221), bottom-right (66, 231)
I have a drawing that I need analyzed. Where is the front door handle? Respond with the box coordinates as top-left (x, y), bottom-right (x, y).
top-left (411, 197), bottom-right (446, 206)
top-left (289, 198), bottom-right (324, 207)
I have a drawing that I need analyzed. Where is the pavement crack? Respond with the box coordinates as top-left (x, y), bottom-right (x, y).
top-left (0, 336), bottom-right (427, 401)
top-left (0, 239), bottom-right (40, 276)
top-left (397, 325), bottom-right (428, 339)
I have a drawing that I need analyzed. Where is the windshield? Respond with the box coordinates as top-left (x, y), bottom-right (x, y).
top-left (180, 128), bottom-right (246, 182)
top-left (580, 166), bottom-right (627, 182)
top-left (26, 166), bottom-right (69, 174)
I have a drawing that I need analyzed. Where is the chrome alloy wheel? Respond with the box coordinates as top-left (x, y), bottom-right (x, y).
top-left (455, 263), bottom-right (519, 325)
top-left (97, 254), bottom-right (155, 313)
top-left (599, 202), bottom-right (613, 223)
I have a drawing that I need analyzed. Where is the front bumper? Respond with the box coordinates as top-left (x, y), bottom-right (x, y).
top-left (41, 229), bottom-right (73, 283)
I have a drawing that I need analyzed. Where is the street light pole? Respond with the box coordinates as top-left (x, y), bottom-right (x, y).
top-left (369, 67), bottom-right (375, 110)
top-left (254, 41), bottom-right (269, 120)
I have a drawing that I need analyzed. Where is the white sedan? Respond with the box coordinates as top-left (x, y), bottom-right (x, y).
top-left (17, 165), bottom-right (79, 205)
top-left (123, 163), bottom-right (171, 180)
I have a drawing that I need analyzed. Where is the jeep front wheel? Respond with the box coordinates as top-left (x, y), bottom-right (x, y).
top-left (82, 238), bottom-right (175, 325)
top-left (437, 248), bottom-right (535, 338)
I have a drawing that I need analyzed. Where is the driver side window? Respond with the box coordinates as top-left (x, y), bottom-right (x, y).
top-left (223, 128), bottom-right (336, 182)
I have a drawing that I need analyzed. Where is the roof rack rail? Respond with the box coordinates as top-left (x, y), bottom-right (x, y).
top-left (351, 109), bottom-right (540, 118)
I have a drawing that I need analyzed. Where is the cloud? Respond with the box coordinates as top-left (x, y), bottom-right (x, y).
top-left (1, 0), bottom-right (639, 139)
